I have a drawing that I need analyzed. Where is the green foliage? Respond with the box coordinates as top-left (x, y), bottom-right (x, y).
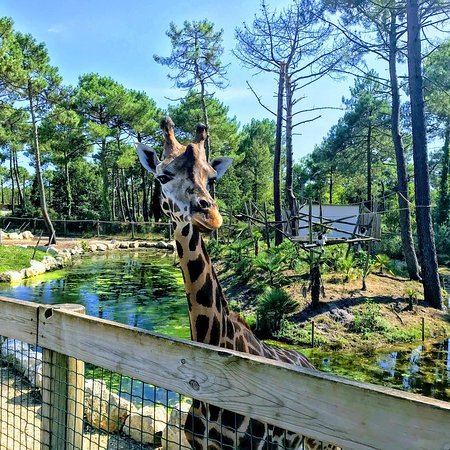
top-left (256, 288), bottom-right (299, 336)
top-left (351, 299), bottom-right (387, 335)
top-left (379, 235), bottom-right (404, 260)
top-left (254, 252), bottom-right (286, 286)
top-left (434, 223), bottom-right (450, 266)
top-left (374, 254), bottom-right (394, 275)
top-left (336, 254), bottom-right (358, 282)
top-left (273, 319), bottom-right (327, 346)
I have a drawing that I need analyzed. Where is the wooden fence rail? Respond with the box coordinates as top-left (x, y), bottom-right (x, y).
top-left (1, 296), bottom-right (449, 450)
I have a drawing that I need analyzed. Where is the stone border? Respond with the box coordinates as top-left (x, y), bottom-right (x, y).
top-left (0, 240), bottom-right (175, 283)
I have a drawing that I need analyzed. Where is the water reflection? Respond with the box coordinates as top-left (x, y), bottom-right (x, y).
top-left (0, 251), bottom-right (190, 339)
top-left (310, 339), bottom-right (450, 401)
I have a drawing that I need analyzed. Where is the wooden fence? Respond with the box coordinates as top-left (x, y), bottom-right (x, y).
top-left (1, 296), bottom-right (450, 450)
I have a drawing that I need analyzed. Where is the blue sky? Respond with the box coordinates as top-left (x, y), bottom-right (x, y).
top-left (2, 0), bottom-right (366, 160)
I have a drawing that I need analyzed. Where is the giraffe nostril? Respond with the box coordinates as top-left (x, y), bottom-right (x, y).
top-left (198, 199), bottom-right (211, 210)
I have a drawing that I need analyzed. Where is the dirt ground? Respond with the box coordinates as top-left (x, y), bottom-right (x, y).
top-left (0, 367), bottom-right (146, 450)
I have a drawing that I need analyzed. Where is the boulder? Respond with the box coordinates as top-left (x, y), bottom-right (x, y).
top-left (21, 231), bottom-right (34, 240)
top-left (0, 270), bottom-right (24, 283)
top-left (89, 244), bottom-right (98, 252)
top-left (84, 379), bottom-right (137, 433)
top-left (156, 241), bottom-right (168, 249)
top-left (123, 405), bottom-right (167, 445)
top-left (129, 242), bottom-right (139, 249)
top-left (8, 232), bottom-right (19, 240)
top-left (47, 246), bottom-right (59, 256)
top-left (160, 402), bottom-right (192, 450)
top-left (166, 242), bottom-right (175, 252)
top-left (118, 242), bottom-right (130, 249)
top-left (42, 255), bottom-right (59, 271)
top-left (29, 260), bottom-right (46, 275)
top-left (96, 243), bottom-right (108, 252)
top-left (107, 242), bottom-right (117, 250)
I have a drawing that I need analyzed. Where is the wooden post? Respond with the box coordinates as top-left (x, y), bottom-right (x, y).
top-left (308, 198), bottom-right (313, 244)
top-left (40, 304), bottom-right (85, 450)
top-left (422, 317), bottom-right (425, 341)
top-left (96, 219), bottom-right (100, 237)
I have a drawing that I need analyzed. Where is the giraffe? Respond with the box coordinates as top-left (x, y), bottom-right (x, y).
top-left (136, 117), bottom-right (338, 450)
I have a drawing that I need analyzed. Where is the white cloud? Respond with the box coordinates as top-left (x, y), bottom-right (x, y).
top-left (47, 24), bottom-right (64, 34)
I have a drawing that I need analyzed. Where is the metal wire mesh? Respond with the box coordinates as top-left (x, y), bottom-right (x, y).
top-left (0, 335), bottom-right (335, 450)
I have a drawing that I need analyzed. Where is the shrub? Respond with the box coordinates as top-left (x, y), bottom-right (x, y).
top-left (434, 223), bottom-right (450, 265)
top-left (254, 253), bottom-right (286, 286)
top-left (351, 299), bottom-right (388, 334)
top-left (256, 288), bottom-right (299, 336)
top-left (379, 234), bottom-right (404, 260)
top-left (336, 254), bottom-right (358, 282)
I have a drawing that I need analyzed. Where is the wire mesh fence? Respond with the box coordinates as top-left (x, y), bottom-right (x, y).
top-left (0, 336), bottom-right (323, 450)
top-left (0, 336), bottom-right (194, 450)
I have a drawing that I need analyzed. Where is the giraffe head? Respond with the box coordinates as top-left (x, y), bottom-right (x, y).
top-left (136, 117), bottom-right (232, 232)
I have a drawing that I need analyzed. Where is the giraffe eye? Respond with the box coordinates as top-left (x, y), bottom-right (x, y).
top-left (157, 174), bottom-right (172, 184)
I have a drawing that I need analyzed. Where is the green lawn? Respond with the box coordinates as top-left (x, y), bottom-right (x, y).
top-left (0, 246), bottom-right (48, 272)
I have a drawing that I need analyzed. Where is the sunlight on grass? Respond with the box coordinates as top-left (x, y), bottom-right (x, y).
top-left (0, 246), bottom-right (47, 272)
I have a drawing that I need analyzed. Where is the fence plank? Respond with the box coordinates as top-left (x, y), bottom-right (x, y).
top-left (37, 307), bottom-right (450, 450)
top-left (0, 296), bottom-right (38, 343)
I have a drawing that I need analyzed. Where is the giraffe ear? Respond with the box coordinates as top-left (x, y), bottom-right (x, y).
top-left (210, 157), bottom-right (233, 180)
top-left (135, 143), bottom-right (160, 174)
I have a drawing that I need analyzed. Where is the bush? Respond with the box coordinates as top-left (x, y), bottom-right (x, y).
top-left (379, 235), bottom-right (404, 260)
top-left (256, 288), bottom-right (299, 336)
top-left (351, 299), bottom-right (388, 334)
top-left (434, 223), bottom-right (450, 265)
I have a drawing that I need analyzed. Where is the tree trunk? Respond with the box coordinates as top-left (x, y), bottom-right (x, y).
top-left (329, 166), bottom-right (333, 204)
top-left (28, 81), bottom-right (56, 244)
top-left (64, 154), bottom-right (72, 218)
top-left (406, 0), bottom-right (442, 309)
top-left (130, 172), bottom-right (136, 221)
top-left (366, 117), bottom-right (372, 209)
top-left (100, 137), bottom-right (110, 219)
top-left (9, 148), bottom-right (15, 215)
top-left (274, 63), bottom-right (286, 246)
top-left (389, 10), bottom-right (421, 281)
top-left (13, 148), bottom-right (24, 207)
top-left (200, 81), bottom-right (211, 161)
top-left (285, 75), bottom-right (297, 236)
top-left (121, 169), bottom-right (132, 221)
top-left (310, 263), bottom-right (321, 309)
top-left (150, 179), bottom-right (163, 222)
top-left (111, 167), bottom-right (116, 221)
top-left (436, 122), bottom-right (450, 225)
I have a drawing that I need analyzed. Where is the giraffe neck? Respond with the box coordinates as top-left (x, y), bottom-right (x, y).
top-left (174, 223), bottom-right (228, 345)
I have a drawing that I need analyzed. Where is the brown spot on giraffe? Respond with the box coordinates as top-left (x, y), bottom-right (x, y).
top-left (136, 117), bottom-right (339, 450)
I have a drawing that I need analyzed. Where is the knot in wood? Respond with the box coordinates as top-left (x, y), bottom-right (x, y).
top-left (189, 379), bottom-right (200, 391)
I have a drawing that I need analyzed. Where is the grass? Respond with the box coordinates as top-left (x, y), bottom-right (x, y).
top-left (0, 246), bottom-right (47, 272)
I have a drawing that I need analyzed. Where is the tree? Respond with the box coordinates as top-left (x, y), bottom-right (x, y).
top-left (406, 0), bottom-right (443, 309)
top-left (323, 0), bottom-right (422, 280)
top-left (235, 119), bottom-right (275, 207)
top-left (0, 27), bottom-right (62, 243)
top-left (424, 40), bottom-right (450, 225)
top-left (235, 0), bottom-right (345, 244)
top-left (74, 74), bottom-right (130, 219)
top-left (154, 20), bottom-right (228, 160)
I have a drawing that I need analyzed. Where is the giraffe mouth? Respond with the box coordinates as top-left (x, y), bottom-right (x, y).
top-left (192, 210), bottom-right (223, 232)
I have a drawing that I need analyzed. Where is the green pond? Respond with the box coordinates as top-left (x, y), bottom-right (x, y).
top-left (0, 250), bottom-right (448, 403)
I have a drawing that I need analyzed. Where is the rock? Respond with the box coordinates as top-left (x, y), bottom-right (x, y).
top-left (166, 242), bottom-right (175, 252)
top-left (107, 242), bottom-right (117, 250)
top-left (160, 402), bottom-right (192, 449)
top-left (89, 244), bottom-right (98, 252)
top-left (138, 241), bottom-right (147, 248)
top-left (21, 230), bottom-right (34, 240)
top-left (96, 243), bottom-right (108, 252)
top-left (0, 230), bottom-right (8, 239)
top-left (156, 241), bottom-right (168, 249)
top-left (123, 405), bottom-right (167, 445)
top-left (119, 242), bottom-right (130, 249)
top-left (8, 232), bottom-right (19, 240)
top-left (42, 255), bottom-right (58, 270)
top-left (29, 260), bottom-right (46, 275)
top-left (328, 308), bottom-right (354, 325)
top-left (84, 379), bottom-right (137, 433)
top-left (46, 246), bottom-right (59, 256)
top-left (143, 241), bottom-right (155, 248)
top-left (0, 270), bottom-right (24, 283)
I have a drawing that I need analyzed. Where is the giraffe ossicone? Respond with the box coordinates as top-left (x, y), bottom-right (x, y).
top-left (136, 117), bottom-right (338, 450)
